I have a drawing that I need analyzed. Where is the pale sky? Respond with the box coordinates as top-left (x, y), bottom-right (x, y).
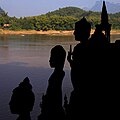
top-left (0, 0), bottom-right (120, 18)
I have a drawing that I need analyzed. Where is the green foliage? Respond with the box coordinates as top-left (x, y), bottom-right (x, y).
top-left (109, 13), bottom-right (120, 29)
top-left (0, 6), bottom-right (120, 30)
top-left (46, 7), bottom-right (85, 18)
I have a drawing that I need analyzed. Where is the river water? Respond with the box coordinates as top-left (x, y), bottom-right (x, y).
top-left (0, 34), bottom-right (120, 120)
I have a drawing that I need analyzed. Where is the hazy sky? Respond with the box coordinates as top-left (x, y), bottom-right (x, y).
top-left (0, 0), bottom-right (120, 17)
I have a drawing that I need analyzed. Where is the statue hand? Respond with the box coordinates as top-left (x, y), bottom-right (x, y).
top-left (67, 45), bottom-right (72, 63)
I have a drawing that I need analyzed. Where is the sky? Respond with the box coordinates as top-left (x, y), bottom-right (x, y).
top-left (0, 0), bottom-right (120, 18)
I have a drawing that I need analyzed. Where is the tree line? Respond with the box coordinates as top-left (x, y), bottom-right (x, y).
top-left (0, 6), bottom-right (120, 31)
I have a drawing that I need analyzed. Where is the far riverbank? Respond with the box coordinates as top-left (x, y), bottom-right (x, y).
top-left (0, 29), bottom-right (120, 35)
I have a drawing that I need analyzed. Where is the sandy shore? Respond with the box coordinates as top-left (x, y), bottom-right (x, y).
top-left (0, 29), bottom-right (74, 35)
top-left (0, 29), bottom-right (120, 35)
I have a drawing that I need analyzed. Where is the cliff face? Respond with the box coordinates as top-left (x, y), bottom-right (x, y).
top-left (91, 0), bottom-right (120, 13)
top-left (0, 7), bottom-right (5, 15)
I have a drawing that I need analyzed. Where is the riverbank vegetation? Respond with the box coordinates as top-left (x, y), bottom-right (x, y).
top-left (0, 7), bottom-right (120, 31)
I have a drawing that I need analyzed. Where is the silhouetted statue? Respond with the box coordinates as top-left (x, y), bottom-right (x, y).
top-left (89, 24), bottom-right (109, 48)
top-left (38, 45), bottom-right (66, 120)
top-left (67, 17), bottom-right (91, 91)
top-left (66, 17), bottom-right (93, 120)
top-left (9, 77), bottom-right (35, 120)
top-left (101, 1), bottom-right (111, 43)
top-left (66, 1), bottom-right (120, 119)
top-left (89, 1), bottom-right (110, 48)
top-left (114, 40), bottom-right (120, 48)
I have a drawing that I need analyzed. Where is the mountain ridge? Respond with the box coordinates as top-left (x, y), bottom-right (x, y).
top-left (0, 7), bottom-right (5, 15)
top-left (90, 0), bottom-right (120, 13)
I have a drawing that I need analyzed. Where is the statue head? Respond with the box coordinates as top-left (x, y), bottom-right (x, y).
top-left (49, 45), bottom-right (66, 69)
top-left (74, 17), bottom-right (91, 42)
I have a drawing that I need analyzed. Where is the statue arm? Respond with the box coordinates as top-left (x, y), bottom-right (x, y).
top-left (67, 45), bottom-right (73, 67)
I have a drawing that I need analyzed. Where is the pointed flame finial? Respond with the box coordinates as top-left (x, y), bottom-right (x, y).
top-left (101, 1), bottom-right (108, 29)
top-left (100, 0), bottom-right (111, 43)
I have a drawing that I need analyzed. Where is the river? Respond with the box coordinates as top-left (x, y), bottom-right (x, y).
top-left (0, 34), bottom-right (120, 120)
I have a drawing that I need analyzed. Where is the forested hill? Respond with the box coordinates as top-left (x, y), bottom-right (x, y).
top-left (46, 6), bottom-right (120, 29)
top-left (46, 7), bottom-right (87, 18)
top-left (46, 7), bottom-right (101, 28)
top-left (46, 6), bottom-right (101, 18)
top-left (46, 6), bottom-right (120, 20)
top-left (0, 6), bottom-right (120, 30)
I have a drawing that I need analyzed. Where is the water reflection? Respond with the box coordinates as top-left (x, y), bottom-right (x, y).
top-left (0, 34), bottom-right (120, 67)
top-left (0, 34), bottom-right (77, 68)
top-left (0, 34), bottom-right (75, 120)
top-left (110, 34), bottom-right (120, 43)
top-left (0, 34), bottom-right (120, 120)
